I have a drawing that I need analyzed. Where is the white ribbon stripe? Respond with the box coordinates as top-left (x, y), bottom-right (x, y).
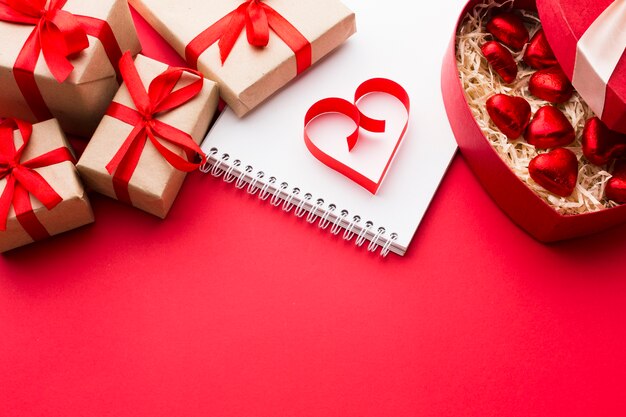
top-left (572, 0), bottom-right (626, 118)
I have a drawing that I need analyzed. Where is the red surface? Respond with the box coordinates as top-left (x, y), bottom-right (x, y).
top-left (2, 10), bottom-right (626, 417)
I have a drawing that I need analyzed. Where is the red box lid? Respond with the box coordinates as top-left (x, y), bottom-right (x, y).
top-left (537, 0), bottom-right (626, 134)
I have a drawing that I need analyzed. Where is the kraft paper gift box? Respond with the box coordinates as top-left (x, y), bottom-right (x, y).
top-left (129, 0), bottom-right (356, 117)
top-left (0, 0), bottom-right (142, 137)
top-left (77, 54), bottom-right (219, 219)
top-left (0, 119), bottom-right (94, 253)
top-left (442, 0), bottom-right (626, 242)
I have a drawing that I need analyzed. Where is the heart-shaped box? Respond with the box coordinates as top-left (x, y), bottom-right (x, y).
top-left (442, 0), bottom-right (626, 242)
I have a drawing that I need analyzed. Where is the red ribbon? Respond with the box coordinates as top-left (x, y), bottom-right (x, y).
top-left (0, 118), bottom-right (75, 240)
top-left (304, 78), bottom-right (411, 194)
top-left (0, 0), bottom-right (124, 121)
top-left (105, 52), bottom-right (207, 204)
top-left (185, 0), bottom-right (312, 75)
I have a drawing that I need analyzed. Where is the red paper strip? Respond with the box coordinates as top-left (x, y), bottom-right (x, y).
top-left (185, 0), bottom-right (312, 75)
top-left (304, 78), bottom-right (411, 194)
top-left (0, 0), bottom-right (124, 121)
top-left (0, 118), bottom-right (75, 240)
top-left (105, 52), bottom-right (207, 204)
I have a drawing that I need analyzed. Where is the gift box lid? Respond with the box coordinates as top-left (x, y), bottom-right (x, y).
top-left (537, 0), bottom-right (626, 134)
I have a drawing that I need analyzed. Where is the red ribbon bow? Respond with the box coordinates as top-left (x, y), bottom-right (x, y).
top-left (105, 52), bottom-right (207, 204)
top-left (185, 0), bottom-right (312, 75)
top-left (0, 117), bottom-right (75, 240)
top-left (0, 0), bottom-right (123, 121)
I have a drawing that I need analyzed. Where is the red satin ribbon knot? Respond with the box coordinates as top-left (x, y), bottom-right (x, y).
top-left (304, 78), bottom-right (411, 194)
top-left (0, 0), bottom-right (123, 121)
top-left (185, 0), bottom-right (312, 75)
top-left (105, 52), bottom-right (207, 204)
top-left (0, 117), bottom-right (75, 240)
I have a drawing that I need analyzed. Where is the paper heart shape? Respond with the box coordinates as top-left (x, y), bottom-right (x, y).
top-left (523, 29), bottom-right (558, 69)
top-left (582, 117), bottom-right (626, 166)
top-left (529, 148), bottom-right (579, 197)
top-left (304, 78), bottom-right (410, 194)
top-left (606, 161), bottom-right (626, 204)
top-left (525, 106), bottom-right (575, 149)
top-left (486, 94), bottom-right (531, 139)
top-left (486, 12), bottom-right (529, 51)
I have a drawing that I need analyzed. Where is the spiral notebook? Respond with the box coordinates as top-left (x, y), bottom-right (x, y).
top-left (200, 0), bottom-right (462, 256)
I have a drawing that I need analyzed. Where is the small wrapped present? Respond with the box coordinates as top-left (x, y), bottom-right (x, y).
top-left (129, 0), bottom-right (356, 116)
top-left (0, 0), bottom-right (142, 137)
top-left (77, 53), bottom-right (219, 218)
top-left (0, 118), bottom-right (94, 253)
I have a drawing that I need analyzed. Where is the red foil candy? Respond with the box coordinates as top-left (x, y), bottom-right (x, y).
top-left (486, 12), bottom-right (529, 51)
top-left (582, 117), bottom-right (626, 166)
top-left (481, 41), bottom-right (518, 84)
top-left (486, 94), bottom-right (531, 139)
top-left (523, 29), bottom-right (558, 69)
top-left (529, 66), bottom-right (574, 103)
top-left (525, 106), bottom-right (575, 149)
top-left (606, 161), bottom-right (626, 204)
top-left (529, 148), bottom-right (579, 197)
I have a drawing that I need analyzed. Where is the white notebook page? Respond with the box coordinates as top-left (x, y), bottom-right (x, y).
top-left (202, 0), bottom-right (464, 255)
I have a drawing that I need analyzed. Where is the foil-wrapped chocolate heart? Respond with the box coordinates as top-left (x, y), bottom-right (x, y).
top-left (486, 12), bottom-right (529, 51)
top-left (481, 41), bottom-right (518, 84)
top-left (525, 106), bottom-right (575, 149)
top-left (486, 94), bottom-right (531, 139)
top-left (529, 66), bottom-right (574, 103)
top-left (523, 29), bottom-right (558, 69)
top-left (606, 161), bottom-right (626, 204)
top-left (582, 117), bottom-right (626, 166)
top-left (529, 148), bottom-right (578, 197)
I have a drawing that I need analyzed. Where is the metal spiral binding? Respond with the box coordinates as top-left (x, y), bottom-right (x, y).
top-left (380, 233), bottom-right (397, 257)
top-left (355, 221), bottom-right (372, 247)
top-left (307, 199), bottom-right (324, 224)
top-left (199, 148), bottom-right (218, 174)
top-left (268, 183), bottom-right (283, 206)
top-left (201, 148), bottom-right (399, 257)
top-left (258, 177), bottom-right (275, 201)
top-left (318, 203), bottom-right (335, 229)
top-left (330, 210), bottom-right (346, 235)
top-left (235, 166), bottom-right (252, 189)
top-left (211, 153), bottom-right (227, 177)
top-left (368, 227), bottom-right (385, 252)
top-left (282, 188), bottom-right (299, 212)
top-left (247, 171), bottom-right (264, 195)
top-left (343, 214), bottom-right (360, 241)
top-left (223, 160), bottom-right (240, 183)
top-left (294, 193), bottom-right (310, 218)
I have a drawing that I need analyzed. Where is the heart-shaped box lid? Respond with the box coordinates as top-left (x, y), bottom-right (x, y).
top-left (537, 0), bottom-right (626, 134)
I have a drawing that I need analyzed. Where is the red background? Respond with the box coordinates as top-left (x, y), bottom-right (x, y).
top-left (2, 11), bottom-right (626, 417)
